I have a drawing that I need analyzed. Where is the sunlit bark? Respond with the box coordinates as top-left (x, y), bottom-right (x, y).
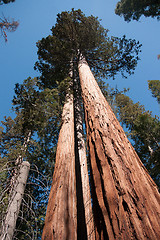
top-left (78, 56), bottom-right (160, 240)
top-left (42, 95), bottom-right (77, 240)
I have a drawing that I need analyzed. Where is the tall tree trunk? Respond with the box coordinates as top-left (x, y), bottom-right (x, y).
top-left (78, 56), bottom-right (160, 240)
top-left (0, 161), bottom-right (30, 240)
top-left (42, 94), bottom-right (77, 240)
top-left (73, 76), bottom-right (95, 240)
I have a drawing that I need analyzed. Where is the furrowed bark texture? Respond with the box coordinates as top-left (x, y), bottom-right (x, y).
top-left (73, 77), bottom-right (95, 240)
top-left (42, 95), bottom-right (77, 240)
top-left (78, 58), bottom-right (160, 240)
top-left (0, 161), bottom-right (30, 240)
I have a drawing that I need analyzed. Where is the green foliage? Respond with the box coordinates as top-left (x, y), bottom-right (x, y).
top-left (0, 77), bottom-right (63, 239)
top-left (148, 80), bottom-right (160, 104)
top-left (115, 0), bottom-right (160, 21)
top-left (115, 93), bottom-right (160, 189)
top-left (35, 9), bottom-right (141, 88)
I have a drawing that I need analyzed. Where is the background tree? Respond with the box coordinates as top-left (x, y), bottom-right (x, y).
top-left (0, 77), bottom-right (62, 239)
top-left (115, 0), bottom-right (160, 21)
top-left (0, 161), bottom-right (30, 240)
top-left (148, 80), bottom-right (160, 104)
top-left (114, 93), bottom-right (160, 188)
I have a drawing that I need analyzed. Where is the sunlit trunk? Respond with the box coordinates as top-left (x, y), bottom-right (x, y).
top-left (42, 94), bottom-right (77, 240)
top-left (78, 56), bottom-right (160, 240)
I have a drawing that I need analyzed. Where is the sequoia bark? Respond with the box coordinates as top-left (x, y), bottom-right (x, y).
top-left (42, 95), bottom-right (77, 240)
top-left (78, 56), bottom-right (160, 240)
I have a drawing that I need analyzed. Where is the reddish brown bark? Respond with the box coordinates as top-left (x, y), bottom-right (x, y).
top-left (42, 95), bottom-right (77, 240)
top-left (78, 57), bottom-right (160, 240)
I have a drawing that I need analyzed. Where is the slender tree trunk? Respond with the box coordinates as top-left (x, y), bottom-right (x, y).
top-left (9, 131), bottom-right (32, 190)
top-left (73, 76), bottom-right (95, 240)
top-left (0, 131), bottom-right (31, 239)
top-left (78, 56), bottom-right (160, 240)
top-left (0, 161), bottom-right (30, 240)
top-left (42, 94), bottom-right (77, 240)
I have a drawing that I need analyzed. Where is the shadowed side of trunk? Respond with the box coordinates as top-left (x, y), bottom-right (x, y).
top-left (73, 76), bottom-right (95, 240)
top-left (42, 95), bottom-right (77, 240)
top-left (78, 57), bottom-right (160, 240)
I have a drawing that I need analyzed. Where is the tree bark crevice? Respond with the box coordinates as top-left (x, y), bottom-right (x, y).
top-left (73, 74), bottom-right (95, 240)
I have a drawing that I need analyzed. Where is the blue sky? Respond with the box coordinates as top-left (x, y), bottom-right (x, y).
top-left (0, 0), bottom-right (160, 122)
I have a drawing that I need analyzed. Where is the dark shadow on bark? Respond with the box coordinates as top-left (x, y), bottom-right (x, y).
top-left (87, 140), bottom-right (109, 240)
top-left (73, 76), bottom-right (88, 240)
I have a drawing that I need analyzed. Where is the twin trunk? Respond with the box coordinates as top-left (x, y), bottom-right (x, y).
top-left (42, 57), bottom-right (160, 240)
top-left (42, 83), bottom-right (95, 239)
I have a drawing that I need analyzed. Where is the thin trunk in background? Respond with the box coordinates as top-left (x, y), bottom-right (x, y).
top-left (0, 161), bottom-right (30, 240)
top-left (9, 131), bottom-right (32, 190)
top-left (42, 94), bottom-right (77, 240)
top-left (78, 56), bottom-right (160, 240)
top-left (0, 131), bottom-right (31, 240)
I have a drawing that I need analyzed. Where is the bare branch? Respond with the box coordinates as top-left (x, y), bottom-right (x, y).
top-left (0, 16), bottom-right (19, 42)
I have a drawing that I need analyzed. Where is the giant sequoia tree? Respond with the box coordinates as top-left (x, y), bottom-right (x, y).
top-left (78, 56), bottom-right (160, 239)
top-left (35, 9), bottom-right (160, 239)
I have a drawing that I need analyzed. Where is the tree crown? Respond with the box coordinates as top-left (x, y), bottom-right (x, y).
top-left (35, 9), bottom-right (141, 88)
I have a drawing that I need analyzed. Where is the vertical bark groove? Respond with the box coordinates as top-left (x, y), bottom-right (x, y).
top-left (73, 75), bottom-right (95, 240)
top-left (78, 57), bottom-right (160, 240)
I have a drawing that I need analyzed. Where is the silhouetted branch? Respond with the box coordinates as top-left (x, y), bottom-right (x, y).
top-left (0, 16), bottom-right (19, 42)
